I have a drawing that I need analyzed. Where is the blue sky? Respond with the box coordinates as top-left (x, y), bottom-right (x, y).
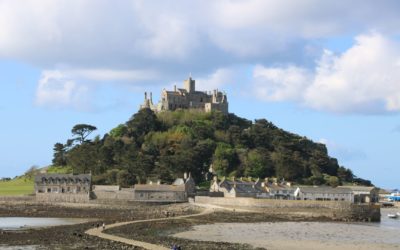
top-left (1, 0), bottom-right (400, 189)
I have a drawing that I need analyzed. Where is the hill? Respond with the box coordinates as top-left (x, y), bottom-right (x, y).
top-left (51, 109), bottom-right (371, 187)
top-left (0, 166), bottom-right (73, 196)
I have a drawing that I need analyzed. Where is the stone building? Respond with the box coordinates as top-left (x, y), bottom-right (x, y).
top-left (294, 186), bottom-right (379, 203)
top-left (259, 179), bottom-right (296, 199)
top-left (210, 177), bottom-right (264, 198)
top-left (340, 186), bottom-right (379, 203)
top-left (140, 76), bottom-right (228, 114)
top-left (34, 174), bottom-right (91, 203)
top-left (294, 186), bottom-right (353, 202)
top-left (134, 173), bottom-right (196, 202)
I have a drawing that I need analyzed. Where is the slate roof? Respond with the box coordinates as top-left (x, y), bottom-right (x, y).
top-left (298, 186), bottom-right (352, 194)
top-left (134, 184), bottom-right (186, 192)
top-left (220, 180), bottom-right (263, 193)
top-left (34, 173), bottom-right (91, 183)
top-left (339, 186), bottom-right (376, 192)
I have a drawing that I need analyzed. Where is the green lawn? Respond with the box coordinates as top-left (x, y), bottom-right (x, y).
top-left (0, 177), bottom-right (34, 196)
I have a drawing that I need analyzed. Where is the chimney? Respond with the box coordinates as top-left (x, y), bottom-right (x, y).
top-left (286, 182), bottom-right (291, 187)
top-left (144, 92), bottom-right (147, 101)
top-left (150, 92), bottom-right (153, 102)
top-left (174, 85), bottom-right (177, 92)
top-left (157, 180), bottom-right (161, 185)
top-left (213, 176), bottom-right (218, 182)
top-left (184, 172), bottom-right (187, 180)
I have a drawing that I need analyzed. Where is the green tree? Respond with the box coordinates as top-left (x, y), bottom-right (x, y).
top-left (126, 108), bottom-right (162, 144)
top-left (71, 124), bottom-right (97, 144)
top-left (212, 142), bottom-right (237, 176)
top-left (328, 176), bottom-right (340, 187)
top-left (52, 142), bottom-right (67, 166)
top-left (117, 169), bottom-right (135, 187)
top-left (245, 148), bottom-right (274, 178)
top-left (66, 143), bottom-right (98, 174)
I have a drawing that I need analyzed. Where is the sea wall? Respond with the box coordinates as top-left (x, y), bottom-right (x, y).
top-left (194, 196), bottom-right (381, 222)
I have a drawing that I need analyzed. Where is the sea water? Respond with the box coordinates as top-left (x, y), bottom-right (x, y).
top-left (0, 217), bottom-right (87, 230)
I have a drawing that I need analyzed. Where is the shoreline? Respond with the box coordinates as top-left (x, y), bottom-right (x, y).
top-left (1, 199), bottom-right (395, 250)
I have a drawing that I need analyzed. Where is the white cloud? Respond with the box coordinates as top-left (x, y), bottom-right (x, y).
top-left (2, 1), bottom-right (400, 112)
top-left (60, 68), bottom-right (158, 82)
top-left (35, 70), bottom-right (89, 110)
top-left (253, 65), bottom-right (312, 102)
top-left (253, 32), bottom-right (400, 114)
top-left (1, 1), bottom-right (400, 66)
top-left (195, 68), bottom-right (235, 91)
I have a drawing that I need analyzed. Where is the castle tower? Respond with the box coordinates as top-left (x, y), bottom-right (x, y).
top-left (183, 76), bottom-right (195, 93)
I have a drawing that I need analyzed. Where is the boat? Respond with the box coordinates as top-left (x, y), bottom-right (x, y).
top-left (386, 192), bottom-right (400, 202)
top-left (387, 213), bottom-right (398, 219)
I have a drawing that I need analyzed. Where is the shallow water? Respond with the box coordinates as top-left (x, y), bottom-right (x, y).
top-left (0, 217), bottom-right (88, 230)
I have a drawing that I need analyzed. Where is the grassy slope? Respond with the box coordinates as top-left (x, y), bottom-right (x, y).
top-left (0, 166), bottom-right (73, 196)
top-left (0, 177), bottom-right (34, 196)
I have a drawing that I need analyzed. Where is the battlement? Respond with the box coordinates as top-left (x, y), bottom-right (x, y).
top-left (140, 76), bottom-right (228, 114)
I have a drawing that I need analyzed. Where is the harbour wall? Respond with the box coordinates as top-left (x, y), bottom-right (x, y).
top-left (194, 196), bottom-right (381, 222)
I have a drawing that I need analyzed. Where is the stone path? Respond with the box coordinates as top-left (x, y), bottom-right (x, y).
top-left (85, 207), bottom-right (214, 250)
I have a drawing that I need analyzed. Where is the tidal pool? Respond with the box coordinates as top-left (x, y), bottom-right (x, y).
top-left (0, 217), bottom-right (88, 230)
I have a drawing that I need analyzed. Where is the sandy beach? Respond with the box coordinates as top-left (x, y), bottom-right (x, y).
top-left (173, 221), bottom-right (400, 250)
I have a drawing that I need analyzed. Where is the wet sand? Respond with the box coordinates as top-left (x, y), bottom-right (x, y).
top-left (173, 221), bottom-right (400, 250)
top-left (0, 201), bottom-right (198, 250)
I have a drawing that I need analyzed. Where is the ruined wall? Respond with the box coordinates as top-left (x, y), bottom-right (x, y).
top-left (36, 193), bottom-right (90, 203)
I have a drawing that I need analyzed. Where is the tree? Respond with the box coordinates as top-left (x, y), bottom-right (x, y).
top-left (25, 165), bottom-right (38, 179)
top-left (328, 176), bottom-right (340, 187)
top-left (52, 143), bottom-right (67, 166)
top-left (71, 124), bottom-right (97, 144)
top-left (117, 169), bottom-right (135, 187)
top-left (66, 143), bottom-right (98, 173)
top-left (245, 148), bottom-right (274, 178)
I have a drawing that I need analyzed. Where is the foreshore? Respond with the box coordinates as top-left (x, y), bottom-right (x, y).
top-left (1, 199), bottom-right (396, 250)
top-left (0, 199), bottom-right (355, 250)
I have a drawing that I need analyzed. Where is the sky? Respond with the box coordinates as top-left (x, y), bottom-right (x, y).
top-left (1, 0), bottom-right (400, 189)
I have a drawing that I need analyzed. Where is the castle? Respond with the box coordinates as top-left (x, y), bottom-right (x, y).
top-left (140, 76), bottom-right (228, 114)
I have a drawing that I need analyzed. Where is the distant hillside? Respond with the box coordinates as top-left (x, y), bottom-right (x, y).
top-left (50, 109), bottom-right (371, 187)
